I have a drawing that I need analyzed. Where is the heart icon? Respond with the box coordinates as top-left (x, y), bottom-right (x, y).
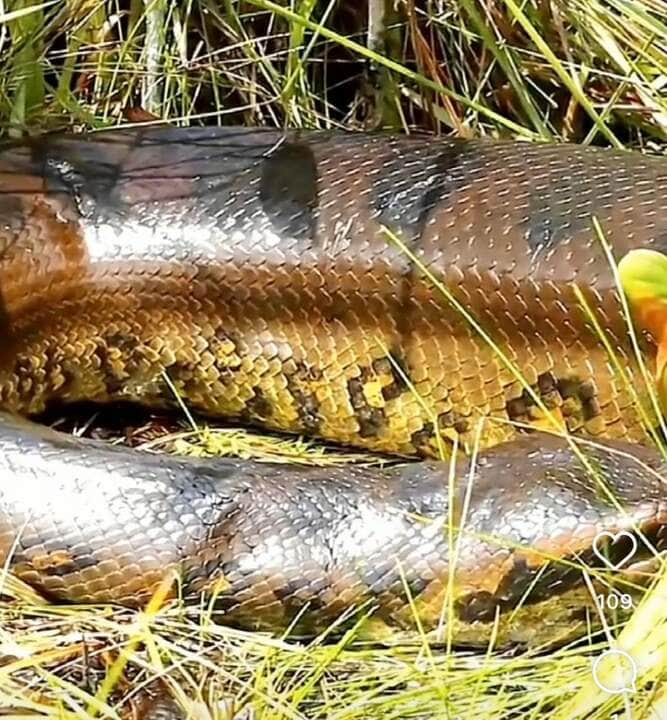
top-left (592, 530), bottom-right (638, 571)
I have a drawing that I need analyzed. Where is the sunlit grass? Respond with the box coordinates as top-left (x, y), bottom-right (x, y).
top-left (3, 584), bottom-right (667, 718)
top-left (0, 597), bottom-right (638, 719)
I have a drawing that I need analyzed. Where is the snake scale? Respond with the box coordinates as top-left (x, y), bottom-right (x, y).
top-left (1, 127), bottom-right (667, 664)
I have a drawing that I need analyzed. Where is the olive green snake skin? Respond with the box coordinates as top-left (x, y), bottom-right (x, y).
top-left (1, 126), bottom-right (667, 716)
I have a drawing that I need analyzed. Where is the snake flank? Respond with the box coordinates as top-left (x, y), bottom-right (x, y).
top-left (0, 127), bottom-right (666, 648)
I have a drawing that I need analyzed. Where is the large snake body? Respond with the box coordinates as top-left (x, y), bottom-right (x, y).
top-left (1, 127), bottom-right (667, 647)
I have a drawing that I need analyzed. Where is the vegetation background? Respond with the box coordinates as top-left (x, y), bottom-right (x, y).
top-left (0, 0), bottom-right (667, 719)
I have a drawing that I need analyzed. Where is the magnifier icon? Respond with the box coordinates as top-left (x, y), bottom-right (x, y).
top-left (592, 649), bottom-right (638, 694)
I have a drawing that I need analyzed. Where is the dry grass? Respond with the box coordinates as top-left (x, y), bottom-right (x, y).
top-left (1, 1), bottom-right (667, 718)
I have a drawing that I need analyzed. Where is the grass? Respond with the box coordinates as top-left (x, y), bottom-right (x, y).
top-left (0, 600), bottom-right (612, 718)
top-left (1, 0), bottom-right (667, 719)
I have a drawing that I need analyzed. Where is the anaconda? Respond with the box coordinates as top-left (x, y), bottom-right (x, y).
top-left (1, 127), bottom-right (667, 656)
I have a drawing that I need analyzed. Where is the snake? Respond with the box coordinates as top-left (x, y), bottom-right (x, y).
top-left (1, 126), bottom-right (667, 665)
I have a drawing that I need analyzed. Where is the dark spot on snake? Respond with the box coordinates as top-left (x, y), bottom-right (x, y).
top-left (93, 349), bottom-right (123, 394)
top-left (456, 550), bottom-right (606, 623)
top-left (455, 536), bottom-right (640, 622)
top-left (57, 365), bottom-right (77, 395)
top-left (43, 157), bottom-right (96, 217)
top-left (538, 372), bottom-right (557, 395)
top-left (411, 422), bottom-right (435, 450)
top-left (525, 214), bottom-right (557, 256)
top-left (582, 396), bottom-right (601, 422)
top-left (553, 376), bottom-right (601, 422)
top-left (437, 410), bottom-right (454, 428)
top-left (273, 578), bottom-right (325, 613)
top-left (381, 383), bottom-right (403, 402)
top-left (285, 373), bottom-right (321, 434)
top-left (209, 328), bottom-right (242, 377)
top-left (401, 574), bottom-right (429, 599)
top-left (41, 554), bottom-right (99, 576)
top-left (557, 377), bottom-right (579, 399)
top-left (27, 543), bottom-right (99, 578)
top-left (506, 396), bottom-right (529, 421)
top-left (524, 161), bottom-right (600, 256)
top-left (293, 361), bottom-right (322, 382)
top-left (13, 355), bottom-right (34, 379)
top-left (454, 417), bottom-right (469, 433)
top-left (94, 338), bottom-right (137, 394)
top-left (435, 409), bottom-right (469, 434)
top-left (210, 593), bottom-right (241, 615)
top-left (347, 377), bottom-right (385, 438)
top-left (455, 590), bottom-right (501, 624)
top-left (371, 357), bottom-right (392, 375)
top-left (416, 143), bottom-right (475, 233)
top-left (506, 381), bottom-right (548, 422)
top-left (166, 366), bottom-right (199, 396)
top-left (371, 140), bottom-right (473, 242)
top-left (578, 380), bottom-right (596, 401)
top-left (537, 372), bottom-right (560, 408)
top-left (34, 135), bottom-right (125, 219)
top-left (383, 143), bottom-right (478, 382)
top-left (260, 141), bottom-right (318, 244)
top-left (243, 387), bottom-right (273, 422)
top-left (105, 332), bottom-right (140, 353)
top-left (186, 557), bottom-right (238, 597)
top-left (507, 373), bottom-right (588, 424)
top-left (373, 348), bottom-right (410, 402)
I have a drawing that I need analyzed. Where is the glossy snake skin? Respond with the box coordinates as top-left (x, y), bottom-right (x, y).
top-left (1, 127), bottom-right (667, 666)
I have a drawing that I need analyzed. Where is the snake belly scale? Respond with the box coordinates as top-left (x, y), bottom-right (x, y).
top-left (0, 127), bottom-right (666, 649)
